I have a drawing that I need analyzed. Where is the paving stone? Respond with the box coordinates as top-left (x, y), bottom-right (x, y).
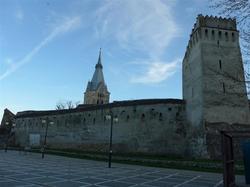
top-left (98, 181), bottom-right (134, 187)
top-left (118, 177), bottom-right (149, 184)
top-left (75, 177), bottom-right (108, 184)
top-left (158, 177), bottom-right (187, 183)
top-left (11, 174), bottom-right (43, 180)
top-left (144, 181), bottom-right (178, 187)
top-left (48, 180), bottom-right (89, 187)
top-left (95, 174), bottom-right (123, 180)
top-left (26, 176), bottom-right (62, 184)
top-left (0, 151), bottom-right (238, 187)
top-left (0, 177), bottom-right (11, 181)
top-left (0, 170), bottom-right (21, 176)
top-left (0, 180), bottom-right (29, 187)
top-left (129, 185), bottom-right (155, 187)
top-left (18, 185), bottom-right (42, 187)
top-left (183, 181), bottom-right (216, 187)
top-left (53, 174), bottom-right (83, 180)
top-left (136, 175), bottom-right (160, 180)
top-left (37, 171), bottom-right (60, 176)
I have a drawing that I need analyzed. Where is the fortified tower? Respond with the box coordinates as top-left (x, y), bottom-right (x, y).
top-left (84, 49), bottom-right (110, 104)
top-left (183, 15), bottom-right (250, 128)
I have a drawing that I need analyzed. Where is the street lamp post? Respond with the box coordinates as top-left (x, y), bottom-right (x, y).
top-left (41, 119), bottom-right (54, 159)
top-left (106, 111), bottom-right (118, 168)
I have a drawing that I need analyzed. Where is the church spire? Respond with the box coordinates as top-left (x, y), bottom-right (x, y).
top-left (84, 48), bottom-right (110, 105)
top-left (96, 48), bottom-right (102, 69)
top-left (91, 48), bottom-right (104, 85)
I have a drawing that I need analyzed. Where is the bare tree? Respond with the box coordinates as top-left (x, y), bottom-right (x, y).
top-left (55, 100), bottom-right (80, 110)
top-left (66, 101), bottom-right (74, 109)
top-left (55, 102), bottom-right (66, 110)
top-left (210, 0), bottom-right (250, 57)
top-left (210, 0), bottom-right (250, 95)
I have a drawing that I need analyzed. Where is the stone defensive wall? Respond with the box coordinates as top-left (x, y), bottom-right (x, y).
top-left (14, 99), bottom-right (188, 156)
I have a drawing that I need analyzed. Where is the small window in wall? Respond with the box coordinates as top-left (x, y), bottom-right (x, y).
top-left (126, 115), bottom-right (130, 121)
top-left (218, 31), bottom-right (222, 38)
top-left (217, 40), bottom-right (220, 46)
top-left (205, 29), bottom-right (208, 36)
top-left (83, 118), bottom-right (86, 123)
top-left (232, 32), bottom-right (235, 41)
top-left (211, 30), bottom-right (215, 40)
top-left (104, 116), bottom-right (106, 122)
top-left (93, 118), bottom-right (95, 124)
top-left (219, 60), bottom-right (222, 70)
top-left (97, 100), bottom-right (99, 104)
top-left (223, 82), bottom-right (226, 93)
top-left (141, 113), bottom-right (145, 120)
top-left (159, 113), bottom-right (163, 121)
top-left (168, 108), bottom-right (172, 111)
top-left (225, 32), bottom-right (228, 41)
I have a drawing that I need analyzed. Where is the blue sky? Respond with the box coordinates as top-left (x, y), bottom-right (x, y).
top-left (0, 0), bottom-right (212, 117)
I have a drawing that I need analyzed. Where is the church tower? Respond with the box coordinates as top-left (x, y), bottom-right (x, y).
top-left (183, 15), bottom-right (250, 127)
top-left (84, 49), bottom-right (110, 105)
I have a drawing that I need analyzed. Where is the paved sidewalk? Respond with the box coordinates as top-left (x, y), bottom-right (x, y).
top-left (0, 150), bottom-right (246, 187)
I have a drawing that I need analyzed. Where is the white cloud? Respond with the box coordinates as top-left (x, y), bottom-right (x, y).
top-left (94, 0), bottom-right (180, 84)
top-left (131, 58), bottom-right (181, 84)
top-left (95, 0), bottom-right (179, 58)
top-left (0, 16), bottom-right (81, 81)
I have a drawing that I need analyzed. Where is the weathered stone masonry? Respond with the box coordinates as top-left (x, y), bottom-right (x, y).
top-left (14, 99), bottom-right (187, 155)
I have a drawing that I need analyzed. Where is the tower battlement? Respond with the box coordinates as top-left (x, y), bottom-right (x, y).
top-left (193, 14), bottom-right (237, 32)
top-left (184, 14), bottom-right (239, 60)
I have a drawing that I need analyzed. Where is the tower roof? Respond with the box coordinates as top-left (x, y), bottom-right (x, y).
top-left (95, 48), bottom-right (103, 69)
top-left (86, 48), bottom-right (106, 91)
